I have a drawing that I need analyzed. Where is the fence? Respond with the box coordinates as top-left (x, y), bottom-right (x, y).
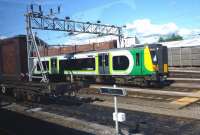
top-left (168, 46), bottom-right (200, 67)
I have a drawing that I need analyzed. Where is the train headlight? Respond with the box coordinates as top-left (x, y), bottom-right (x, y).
top-left (153, 65), bottom-right (158, 71)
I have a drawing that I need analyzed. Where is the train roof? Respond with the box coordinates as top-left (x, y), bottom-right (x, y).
top-left (45, 43), bottom-right (164, 58)
top-left (131, 43), bottom-right (163, 48)
top-left (38, 43), bottom-right (163, 59)
top-left (73, 43), bottom-right (164, 55)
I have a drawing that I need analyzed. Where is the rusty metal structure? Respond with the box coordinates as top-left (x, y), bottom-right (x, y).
top-left (25, 4), bottom-right (123, 82)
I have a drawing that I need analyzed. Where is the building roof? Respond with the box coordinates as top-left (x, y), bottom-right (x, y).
top-left (162, 37), bottom-right (200, 48)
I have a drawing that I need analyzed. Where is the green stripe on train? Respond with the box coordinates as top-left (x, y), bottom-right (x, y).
top-left (129, 47), bottom-right (155, 76)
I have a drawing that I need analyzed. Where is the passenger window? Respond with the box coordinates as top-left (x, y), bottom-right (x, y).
top-left (37, 61), bottom-right (49, 71)
top-left (63, 58), bottom-right (95, 70)
top-left (105, 55), bottom-right (108, 66)
top-left (99, 56), bottom-right (103, 66)
top-left (113, 56), bottom-right (129, 70)
top-left (136, 53), bottom-right (140, 66)
top-left (51, 59), bottom-right (57, 68)
top-left (43, 61), bottom-right (49, 70)
top-left (37, 63), bottom-right (40, 71)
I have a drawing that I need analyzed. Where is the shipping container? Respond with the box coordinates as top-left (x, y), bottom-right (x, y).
top-left (47, 48), bottom-right (60, 56)
top-left (0, 35), bottom-right (28, 81)
top-left (33, 40), bottom-right (118, 57)
top-left (60, 46), bottom-right (75, 54)
top-left (168, 46), bottom-right (200, 67)
top-left (0, 43), bottom-right (2, 81)
top-left (94, 40), bottom-right (117, 51)
top-left (75, 44), bottom-right (94, 53)
top-left (192, 47), bottom-right (200, 54)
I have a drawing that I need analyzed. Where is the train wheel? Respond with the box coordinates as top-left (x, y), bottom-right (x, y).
top-left (13, 91), bottom-right (17, 98)
top-left (1, 85), bottom-right (6, 95)
top-left (26, 94), bottom-right (31, 101)
top-left (141, 80), bottom-right (149, 88)
top-left (13, 90), bottom-right (23, 101)
top-left (36, 95), bottom-right (41, 103)
top-left (71, 91), bottom-right (76, 97)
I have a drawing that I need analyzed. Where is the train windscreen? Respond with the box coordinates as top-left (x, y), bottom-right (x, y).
top-left (150, 48), bottom-right (158, 64)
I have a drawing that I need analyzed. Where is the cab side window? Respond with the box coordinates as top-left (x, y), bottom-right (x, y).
top-left (136, 53), bottom-right (140, 66)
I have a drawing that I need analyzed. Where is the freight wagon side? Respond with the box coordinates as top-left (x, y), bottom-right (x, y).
top-left (33, 40), bottom-right (117, 57)
top-left (0, 41), bottom-right (2, 81)
top-left (0, 35), bottom-right (28, 81)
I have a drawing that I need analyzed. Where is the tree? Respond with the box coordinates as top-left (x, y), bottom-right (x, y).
top-left (158, 34), bottom-right (183, 42)
top-left (170, 34), bottom-right (183, 41)
top-left (135, 36), bottom-right (140, 44)
top-left (158, 37), bottom-right (164, 42)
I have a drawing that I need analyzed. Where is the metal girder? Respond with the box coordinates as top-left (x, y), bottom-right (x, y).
top-left (30, 16), bottom-right (122, 37)
top-left (25, 4), bottom-right (123, 82)
top-left (26, 14), bottom-right (48, 83)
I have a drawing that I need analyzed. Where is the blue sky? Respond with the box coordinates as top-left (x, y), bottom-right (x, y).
top-left (0, 0), bottom-right (200, 44)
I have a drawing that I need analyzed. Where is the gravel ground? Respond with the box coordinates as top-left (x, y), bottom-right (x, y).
top-left (41, 102), bottom-right (200, 135)
top-left (0, 107), bottom-right (93, 135)
top-left (2, 90), bottom-right (200, 135)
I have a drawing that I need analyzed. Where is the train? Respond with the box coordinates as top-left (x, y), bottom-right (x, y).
top-left (33, 44), bottom-right (168, 86)
top-left (0, 35), bottom-right (168, 102)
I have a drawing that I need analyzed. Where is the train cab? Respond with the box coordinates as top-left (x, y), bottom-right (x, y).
top-left (148, 44), bottom-right (168, 81)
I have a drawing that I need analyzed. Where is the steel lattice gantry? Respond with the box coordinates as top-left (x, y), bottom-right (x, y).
top-left (30, 15), bottom-right (122, 37)
top-left (25, 7), bottom-right (123, 82)
top-left (26, 13), bottom-right (49, 82)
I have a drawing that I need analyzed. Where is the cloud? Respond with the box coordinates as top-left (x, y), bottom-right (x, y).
top-left (177, 28), bottom-right (192, 36)
top-left (169, 0), bottom-right (177, 7)
top-left (64, 34), bottom-right (118, 45)
top-left (0, 35), bottom-right (7, 39)
top-left (72, 0), bottom-right (136, 21)
top-left (126, 19), bottom-right (179, 36)
top-left (124, 19), bottom-right (200, 44)
top-left (126, 19), bottom-right (200, 39)
top-left (64, 18), bottom-right (200, 45)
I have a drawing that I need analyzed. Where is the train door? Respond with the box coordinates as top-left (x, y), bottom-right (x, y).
top-left (99, 53), bottom-right (109, 75)
top-left (157, 46), bottom-right (168, 74)
top-left (133, 51), bottom-right (142, 75)
top-left (51, 58), bottom-right (58, 74)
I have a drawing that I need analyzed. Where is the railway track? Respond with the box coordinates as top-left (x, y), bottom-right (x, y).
top-left (79, 88), bottom-right (178, 103)
top-left (1, 80), bottom-right (200, 111)
top-left (2, 88), bottom-right (200, 135)
top-left (1, 81), bottom-right (200, 119)
top-left (75, 84), bottom-right (200, 110)
top-left (2, 81), bottom-right (199, 110)
top-left (88, 84), bottom-right (200, 96)
top-left (0, 128), bottom-right (15, 135)
top-left (3, 94), bottom-right (200, 135)
top-left (169, 70), bottom-right (200, 79)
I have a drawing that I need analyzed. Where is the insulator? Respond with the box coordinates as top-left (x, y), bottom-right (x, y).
top-left (39, 5), bottom-right (42, 13)
top-left (123, 25), bottom-right (127, 28)
top-left (50, 9), bottom-right (53, 15)
top-left (58, 6), bottom-right (60, 14)
top-left (30, 4), bottom-right (33, 11)
top-left (65, 16), bottom-right (70, 20)
top-left (97, 20), bottom-right (101, 23)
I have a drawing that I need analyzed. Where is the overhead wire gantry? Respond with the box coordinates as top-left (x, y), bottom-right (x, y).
top-left (25, 4), bottom-right (123, 82)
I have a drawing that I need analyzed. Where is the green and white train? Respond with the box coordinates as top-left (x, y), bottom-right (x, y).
top-left (33, 44), bottom-right (168, 86)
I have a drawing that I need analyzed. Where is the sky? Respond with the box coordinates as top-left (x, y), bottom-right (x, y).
top-left (0, 0), bottom-right (200, 44)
